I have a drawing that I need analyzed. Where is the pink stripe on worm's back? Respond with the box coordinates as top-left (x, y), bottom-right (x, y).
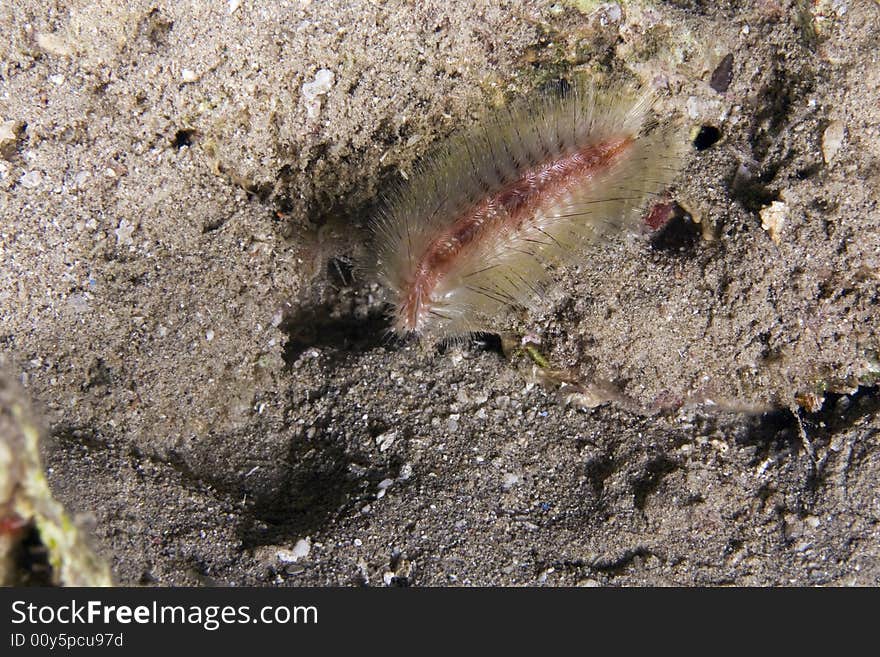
top-left (399, 136), bottom-right (634, 332)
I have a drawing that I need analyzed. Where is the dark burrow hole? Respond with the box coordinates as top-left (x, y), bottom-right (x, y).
top-left (650, 207), bottom-right (701, 255)
top-left (472, 332), bottom-right (504, 354)
top-left (741, 408), bottom-right (798, 456)
top-left (796, 162), bottom-right (823, 180)
top-left (432, 332), bottom-right (506, 357)
top-left (693, 125), bottom-right (721, 151)
top-left (83, 357), bottom-right (113, 392)
top-left (275, 194), bottom-right (296, 215)
top-left (202, 216), bottom-right (227, 233)
top-left (171, 128), bottom-right (198, 149)
top-left (142, 7), bottom-right (173, 46)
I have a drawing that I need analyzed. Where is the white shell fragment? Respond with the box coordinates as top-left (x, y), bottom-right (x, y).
top-left (822, 120), bottom-right (845, 164)
top-left (277, 538), bottom-right (311, 563)
top-left (301, 69), bottom-right (335, 119)
top-left (760, 201), bottom-right (788, 245)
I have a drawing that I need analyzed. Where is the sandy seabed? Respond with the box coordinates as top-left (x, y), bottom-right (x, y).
top-left (1, 1), bottom-right (878, 585)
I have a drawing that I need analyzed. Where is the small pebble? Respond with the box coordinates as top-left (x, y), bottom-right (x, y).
top-left (302, 69), bottom-right (335, 119)
top-left (19, 171), bottom-right (43, 188)
top-left (502, 472), bottom-right (520, 491)
top-left (114, 219), bottom-right (135, 246)
top-left (375, 430), bottom-right (397, 452)
top-left (35, 32), bottom-right (71, 57)
top-left (759, 201), bottom-right (788, 245)
top-left (277, 537), bottom-right (311, 563)
top-left (709, 54), bottom-right (734, 93)
top-left (0, 120), bottom-right (17, 144)
top-left (446, 414), bottom-right (460, 433)
top-left (822, 120), bottom-right (845, 164)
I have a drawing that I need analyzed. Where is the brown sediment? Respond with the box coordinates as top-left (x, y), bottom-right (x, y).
top-left (400, 135), bottom-right (633, 330)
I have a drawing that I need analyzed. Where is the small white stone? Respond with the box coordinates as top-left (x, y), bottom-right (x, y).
top-left (376, 430), bottom-right (397, 452)
top-left (596, 2), bottom-right (622, 25)
top-left (19, 170), bottom-right (42, 188)
top-left (35, 32), bottom-right (71, 57)
top-left (822, 120), bottom-right (845, 164)
top-left (759, 201), bottom-right (788, 245)
top-left (49, 74), bottom-right (65, 86)
top-left (114, 219), bottom-right (135, 246)
top-left (205, 329), bottom-right (214, 342)
top-left (502, 472), bottom-right (520, 491)
top-left (0, 120), bottom-right (17, 144)
top-left (446, 414), bottom-right (460, 433)
top-left (686, 96), bottom-right (702, 120)
top-left (302, 69), bottom-right (334, 119)
top-left (277, 538), bottom-right (311, 563)
top-left (181, 68), bottom-right (199, 83)
top-left (228, 0), bottom-right (242, 13)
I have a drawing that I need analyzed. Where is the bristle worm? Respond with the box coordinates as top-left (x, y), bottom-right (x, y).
top-left (371, 81), bottom-right (687, 343)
